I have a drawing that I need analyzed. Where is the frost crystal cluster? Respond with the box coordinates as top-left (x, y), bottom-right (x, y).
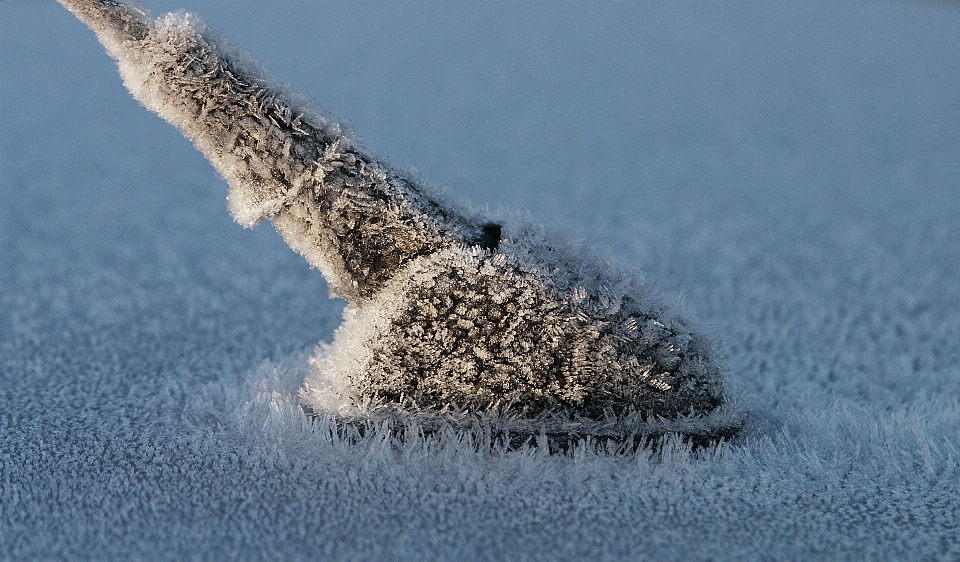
top-left (61, 0), bottom-right (741, 442)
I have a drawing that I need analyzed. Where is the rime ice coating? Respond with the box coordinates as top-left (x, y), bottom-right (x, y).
top-left (60, 0), bottom-right (742, 441)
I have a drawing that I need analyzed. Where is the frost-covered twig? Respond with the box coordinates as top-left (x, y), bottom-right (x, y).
top-left (60, 0), bottom-right (741, 442)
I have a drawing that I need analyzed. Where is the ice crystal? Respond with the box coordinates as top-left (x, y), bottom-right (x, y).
top-left (59, 0), bottom-right (741, 442)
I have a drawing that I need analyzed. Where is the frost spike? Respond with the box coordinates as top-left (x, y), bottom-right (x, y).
top-left (61, 0), bottom-right (742, 443)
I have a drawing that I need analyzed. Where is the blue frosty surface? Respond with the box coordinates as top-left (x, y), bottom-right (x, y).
top-left (1, 1), bottom-right (959, 560)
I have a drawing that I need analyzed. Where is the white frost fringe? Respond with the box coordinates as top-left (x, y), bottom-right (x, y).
top-left (60, 0), bottom-right (742, 443)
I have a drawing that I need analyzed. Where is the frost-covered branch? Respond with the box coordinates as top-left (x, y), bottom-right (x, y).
top-left (60, 0), bottom-right (741, 442)
top-left (60, 0), bottom-right (491, 302)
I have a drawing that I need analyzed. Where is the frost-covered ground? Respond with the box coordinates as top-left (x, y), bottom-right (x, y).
top-left (2, 0), bottom-right (959, 560)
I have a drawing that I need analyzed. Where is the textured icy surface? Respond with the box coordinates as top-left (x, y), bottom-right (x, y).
top-left (2, 1), bottom-right (960, 560)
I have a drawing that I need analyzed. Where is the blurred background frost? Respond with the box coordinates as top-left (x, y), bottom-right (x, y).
top-left (1, 1), bottom-right (959, 560)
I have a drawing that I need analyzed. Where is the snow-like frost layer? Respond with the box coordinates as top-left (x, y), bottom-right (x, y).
top-left (58, 0), bottom-right (740, 440)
